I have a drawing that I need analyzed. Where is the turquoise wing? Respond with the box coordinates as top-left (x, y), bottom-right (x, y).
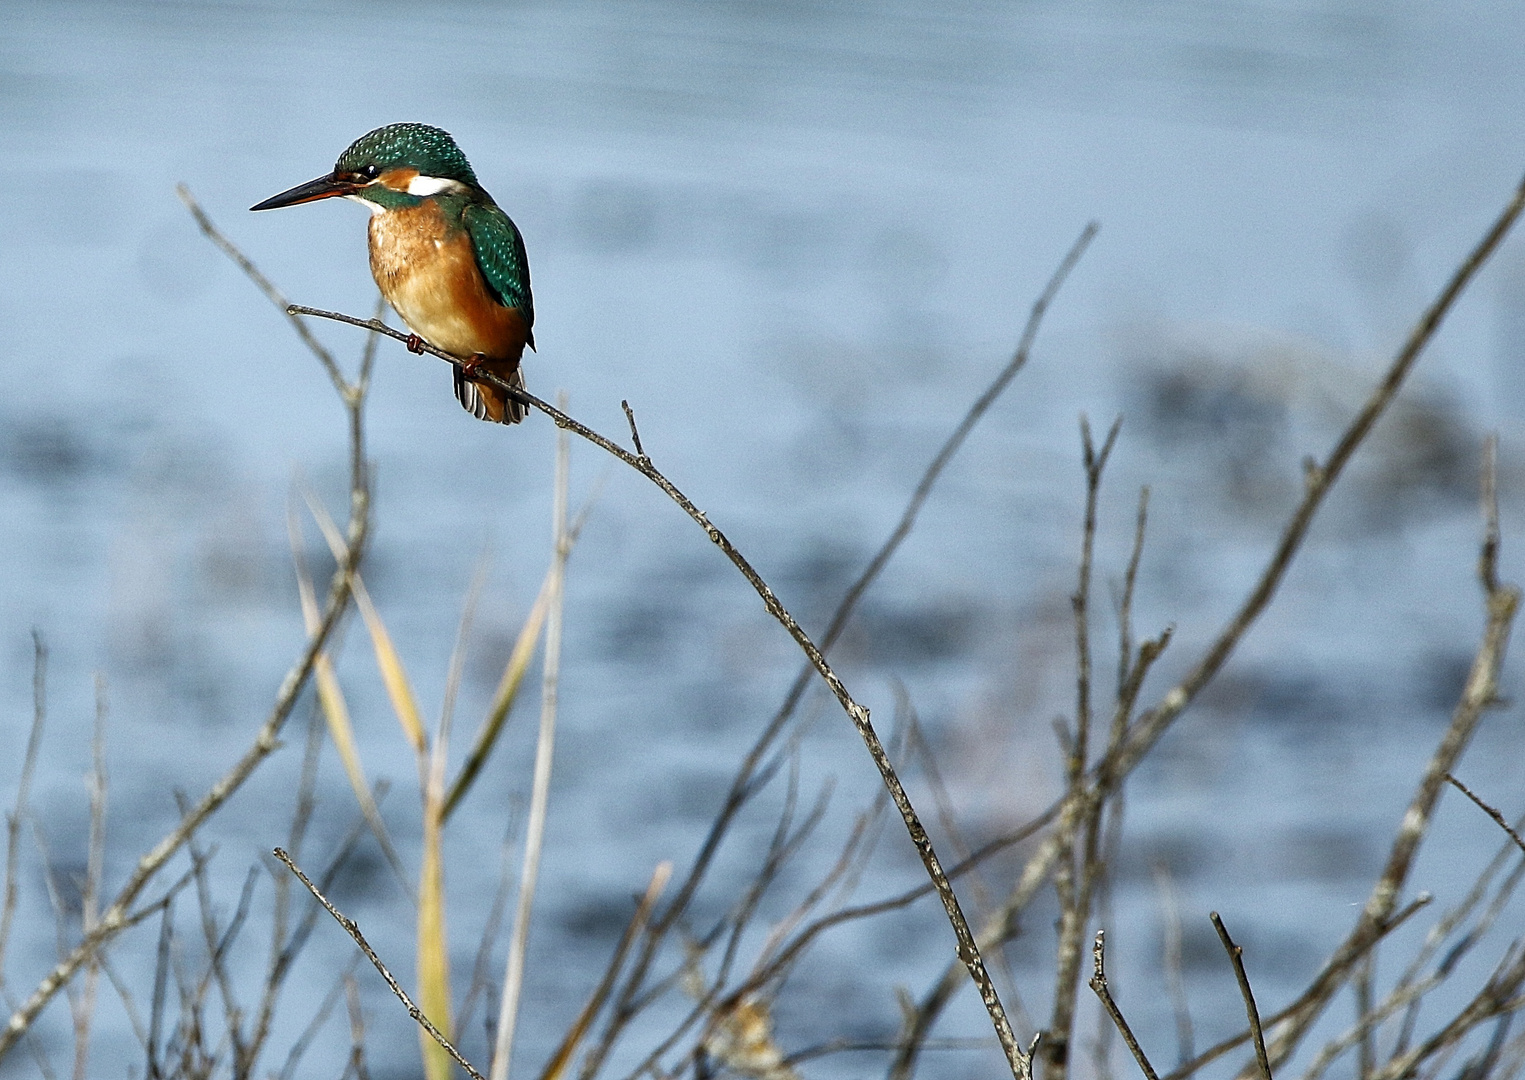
top-left (463, 202), bottom-right (535, 348)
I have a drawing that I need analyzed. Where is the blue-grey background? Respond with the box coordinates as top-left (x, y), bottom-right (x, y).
top-left (3, 2), bottom-right (1525, 1078)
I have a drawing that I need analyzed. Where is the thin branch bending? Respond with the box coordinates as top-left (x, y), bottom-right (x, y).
top-left (286, 227), bottom-right (1100, 1080)
top-left (579, 219), bottom-right (1096, 1080)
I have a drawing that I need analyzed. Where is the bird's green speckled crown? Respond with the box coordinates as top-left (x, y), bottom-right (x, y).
top-left (336, 123), bottom-right (479, 185)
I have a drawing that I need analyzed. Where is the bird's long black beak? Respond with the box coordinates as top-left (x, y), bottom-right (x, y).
top-left (250, 172), bottom-right (358, 211)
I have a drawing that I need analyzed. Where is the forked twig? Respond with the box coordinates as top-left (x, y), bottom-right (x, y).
top-left (1045, 415), bottom-right (1123, 1080)
top-left (272, 849), bottom-right (486, 1080)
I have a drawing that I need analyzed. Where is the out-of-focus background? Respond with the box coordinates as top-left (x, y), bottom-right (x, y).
top-left (4, 2), bottom-right (1525, 1078)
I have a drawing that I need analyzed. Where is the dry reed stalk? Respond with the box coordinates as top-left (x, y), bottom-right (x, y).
top-left (492, 413), bottom-right (572, 1080)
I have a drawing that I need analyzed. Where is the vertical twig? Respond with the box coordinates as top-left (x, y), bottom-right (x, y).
top-left (492, 407), bottom-right (572, 1080)
top-left (1151, 864), bottom-right (1193, 1067)
top-left (0, 633), bottom-right (48, 986)
top-left (1115, 488), bottom-right (1150, 723)
top-left (345, 973), bottom-right (371, 1080)
top-left (242, 707), bottom-right (326, 1079)
top-left (146, 901), bottom-right (174, 1080)
top-left (621, 400), bottom-right (647, 461)
top-left (70, 677), bottom-right (110, 1080)
top-left (1047, 416), bottom-right (1123, 1080)
top-left (1353, 955), bottom-right (1374, 1080)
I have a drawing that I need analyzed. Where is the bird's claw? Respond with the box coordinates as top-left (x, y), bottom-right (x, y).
top-left (405, 334), bottom-right (426, 354)
top-left (462, 353), bottom-right (485, 373)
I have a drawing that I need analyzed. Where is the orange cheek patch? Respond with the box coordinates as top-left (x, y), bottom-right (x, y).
top-left (378, 167), bottom-right (420, 192)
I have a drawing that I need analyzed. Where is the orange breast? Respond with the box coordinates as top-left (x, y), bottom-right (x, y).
top-left (367, 202), bottom-right (528, 364)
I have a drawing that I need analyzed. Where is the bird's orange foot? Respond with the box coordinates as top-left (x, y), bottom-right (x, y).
top-left (462, 353), bottom-right (486, 373)
top-left (405, 334), bottom-right (426, 354)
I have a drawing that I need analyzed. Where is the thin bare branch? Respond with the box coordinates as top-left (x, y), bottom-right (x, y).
top-left (178, 184), bottom-right (349, 396)
top-left (273, 848), bottom-right (486, 1080)
top-left (1446, 775), bottom-right (1525, 855)
top-left (0, 632), bottom-right (48, 987)
top-left (184, 826), bottom-right (244, 1069)
top-left (461, 830), bottom-right (520, 1037)
top-left (1090, 930), bottom-right (1160, 1080)
top-left (785, 1036), bottom-right (991, 1066)
top-left (621, 399), bottom-right (647, 461)
top-left (1115, 487), bottom-right (1150, 705)
top-left (275, 955), bottom-right (359, 1080)
top-left (245, 800), bottom-right (378, 1078)
top-left (1211, 913), bottom-right (1271, 1080)
top-left (146, 900), bottom-right (173, 1080)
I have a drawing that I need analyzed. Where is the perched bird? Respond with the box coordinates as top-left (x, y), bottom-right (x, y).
top-left (251, 123), bottom-right (535, 423)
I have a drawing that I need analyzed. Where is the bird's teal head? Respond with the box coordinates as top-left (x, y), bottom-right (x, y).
top-left (251, 123), bottom-right (481, 213)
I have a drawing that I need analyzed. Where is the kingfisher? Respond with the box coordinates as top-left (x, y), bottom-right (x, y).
top-left (251, 123), bottom-right (534, 423)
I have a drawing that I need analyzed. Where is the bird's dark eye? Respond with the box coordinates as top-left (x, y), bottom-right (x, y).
top-left (363, 164), bottom-right (380, 179)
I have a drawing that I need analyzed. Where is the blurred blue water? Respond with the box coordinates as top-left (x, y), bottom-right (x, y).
top-left (4, 2), bottom-right (1525, 1078)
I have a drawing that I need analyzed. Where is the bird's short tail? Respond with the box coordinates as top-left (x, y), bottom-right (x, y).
top-left (454, 362), bottom-right (526, 424)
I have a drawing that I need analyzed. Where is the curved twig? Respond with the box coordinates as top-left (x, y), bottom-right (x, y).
top-left (287, 234), bottom-right (1109, 1078)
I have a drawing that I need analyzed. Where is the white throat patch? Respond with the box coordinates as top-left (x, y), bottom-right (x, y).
top-left (406, 175), bottom-right (468, 197)
top-left (344, 193), bottom-right (388, 217)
